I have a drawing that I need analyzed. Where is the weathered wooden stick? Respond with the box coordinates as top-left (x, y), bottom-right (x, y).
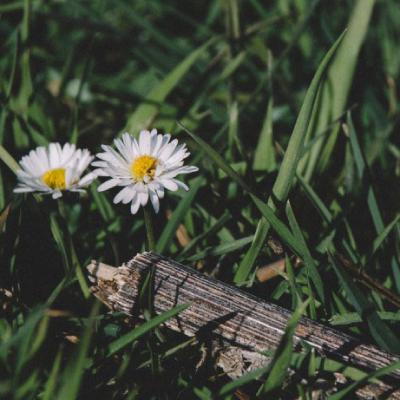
top-left (87, 252), bottom-right (400, 399)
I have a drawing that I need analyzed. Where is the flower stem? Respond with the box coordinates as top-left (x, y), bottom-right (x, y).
top-left (143, 206), bottom-right (156, 251)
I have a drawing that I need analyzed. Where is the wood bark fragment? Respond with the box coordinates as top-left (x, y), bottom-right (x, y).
top-left (87, 252), bottom-right (400, 399)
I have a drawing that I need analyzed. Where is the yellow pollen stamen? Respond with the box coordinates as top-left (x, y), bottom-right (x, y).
top-left (42, 168), bottom-right (66, 190)
top-left (131, 155), bottom-right (157, 182)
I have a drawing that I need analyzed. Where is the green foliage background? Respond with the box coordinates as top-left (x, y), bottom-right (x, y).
top-left (0, 0), bottom-right (400, 398)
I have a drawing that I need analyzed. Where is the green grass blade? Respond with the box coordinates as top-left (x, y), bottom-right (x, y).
top-left (297, 174), bottom-right (332, 223)
top-left (57, 301), bottom-right (100, 400)
top-left (125, 39), bottom-right (214, 133)
top-left (187, 235), bottom-right (254, 262)
top-left (285, 201), bottom-right (324, 303)
top-left (218, 363), bottom-right (270, 396)
top-left (235, 31), bottom-right (346, 283)
top-left (179, 122), bottom-right (251, 192)
top-left (156, 177), bottom-right (203, 253)
top-left (106, 303), bottom-right (189, 357)
top-left (330, 256), bottom-right (400, 353)
top-left (249, 195), bottom-right (304, 256)
top-left (314, 0), bottom-right (375, 175)
top-left (346, 112), bottom-right (384, 234)
top-left (178, 210), bottom-right (231, 259)
top-left (0, 144), bottom-right (20, 173)
top-left (271, 31), bottom-right (346, 204)
top-left (259, 299), bottom-right (309, 395)
top-left (42, 348), bottom-right (62, 400)
top-left (371, 214), bottom-right (400, 256)
top-left (253, 95), bottom-right (275, 172)
top-left (328, 359), bottom-right (400, 400)
top-left (253, 51), bottom-right (276, 172)
top-left (330, 311), bottom-right (400, 326)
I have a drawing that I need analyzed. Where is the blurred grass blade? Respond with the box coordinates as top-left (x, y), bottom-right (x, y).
top-left (18, 0), bottom-right (33, 107)
top-left (0, 144), bottom-right (20, 173)
top-left (156, 177), bottom-right (203, 253)
top-left (57, 301), bottom-right (100, 400)
top-left (253, 50), bottom-right (276, 172)
top-left (125, 39), bottom-right (214, 133)
top-left (259, 299), bottom-right (309, 395)
top-left (253, 95), bottom-right (275, 172)
top-left (330, 255), bottom-right (400, 353)
top-left (235, 31), bottom-right (346, 283)
top-left (106, 303), bottom-right (189, 357)
top-left (90, 184), bottom-right (116, 222)
top-left (42, 348), bottom-right (62, 400)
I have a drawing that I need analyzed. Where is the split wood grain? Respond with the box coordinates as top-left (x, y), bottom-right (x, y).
top-left (87, 252), bottom-right (400, 399)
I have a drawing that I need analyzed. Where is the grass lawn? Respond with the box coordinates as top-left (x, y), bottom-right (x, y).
top-left (0, 0), bottom-right (399, 398)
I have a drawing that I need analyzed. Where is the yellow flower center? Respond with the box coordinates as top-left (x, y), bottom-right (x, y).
top-left (131, 155), bottom-right (157, 182)
top-left (42, 168), bottom-right (66, 190)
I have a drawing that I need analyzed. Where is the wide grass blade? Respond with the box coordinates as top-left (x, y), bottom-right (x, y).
top-left (235, 31), bottom-right (346, 283)
top-left (125, 39), bottom-right (214, 133)
top-left (253, 51), bottom-right (276, 172)
top-left (0, 144), bottom-right (20, 173)
top-left (308, 0), bottom-right (375, 178)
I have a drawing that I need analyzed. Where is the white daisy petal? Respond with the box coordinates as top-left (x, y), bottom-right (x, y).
top-left (130, 196), bottom-right (141, 215)
top-left (52, 191), bottom-right (63, 199)
top-left (93, 130), bottom-right (198, 215)
top-left (78, 171), bottom-right (97, 186)
top-left (14, 186), bottom-right (36, 193)
top-left (98, 178), bottom-right (120, 192)
top-left (159, 139), bottom-right (178, 162)
top-left (156, 186), bottom-right (165, 199)
top-left (139, 130), bottom-right (151, 154)
top-left (149, 189), bottom-right (160, 213)
top-left (14, 142), bottom-right (95, 199)
top-left (139, 189), bottom-right (149, 206)
top-left (113, 186), bottom-right (135, 204)
top-left (175, 180), bottom-right (189, 191)
top-left (160, 179), bottom-right (179, 191)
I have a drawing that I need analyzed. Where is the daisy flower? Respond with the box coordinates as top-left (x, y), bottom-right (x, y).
top-left (14, 143), bottom-right (96, 199)
top-left (92, 129), bottom-right (198, 214)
